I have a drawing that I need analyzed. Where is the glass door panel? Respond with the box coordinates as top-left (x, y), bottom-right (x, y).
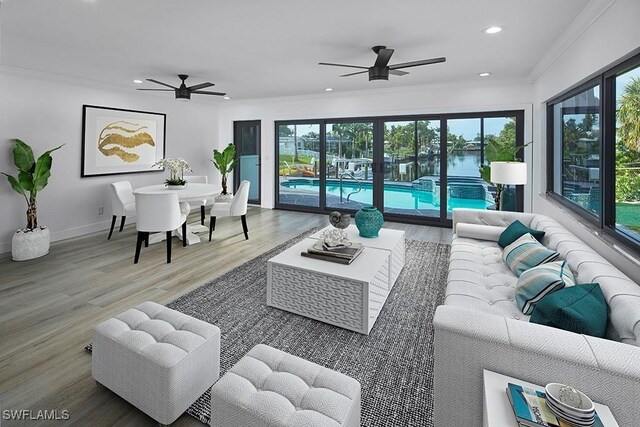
top-left (276, 123), bottom-right (320, 207)
top-left (234, 120), bottom-right (261, 204)
top-left (381, 120), bottom-right (440, 218)
top-left (325, 122), bottom-right (374, 210)
top-left (446, 118), bottom-right (488, 218)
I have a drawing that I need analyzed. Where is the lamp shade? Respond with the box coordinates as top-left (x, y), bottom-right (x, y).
top-left (490, 161), bottom-right (527, 185)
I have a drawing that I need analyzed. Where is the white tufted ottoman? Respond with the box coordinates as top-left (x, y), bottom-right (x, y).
top-left (210, 344), bottom-right (361, 427)
top-left (92, 301), bottom-right (220, 425)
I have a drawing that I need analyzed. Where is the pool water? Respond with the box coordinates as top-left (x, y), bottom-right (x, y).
top-left (281, 179), bottom-right (492, 211)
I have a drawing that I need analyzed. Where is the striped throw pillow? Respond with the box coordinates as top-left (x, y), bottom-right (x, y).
top-left (503, 233), bottom-right (559, 277)
top-left (516, 260), bottom-right (575, 315)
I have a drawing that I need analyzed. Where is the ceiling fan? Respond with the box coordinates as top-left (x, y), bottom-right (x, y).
top-left (137, 74), bottom-right (226, 100)
top-left (319, 46), bottom-right (446, 81)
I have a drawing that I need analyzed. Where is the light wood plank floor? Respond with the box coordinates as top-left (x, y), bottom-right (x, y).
top-left (0, 208), bottom-right (452, 426)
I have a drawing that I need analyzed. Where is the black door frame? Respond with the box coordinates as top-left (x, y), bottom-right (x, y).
top-left (275, 110), bottom-right (525, 228)
top-left (233, 120), bottom-right (261, 205)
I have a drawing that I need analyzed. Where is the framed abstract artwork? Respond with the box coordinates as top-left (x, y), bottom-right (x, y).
top-left (81, 105), bottom-right (166, 177)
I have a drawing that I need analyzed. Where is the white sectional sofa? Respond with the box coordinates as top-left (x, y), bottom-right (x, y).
top-left (433, 209), bottom-right (640, 426)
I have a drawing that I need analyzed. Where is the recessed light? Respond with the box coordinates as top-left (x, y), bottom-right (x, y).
top-left (325, 88), bottom-right (333, 92)
top-left (483, 26), bottom-right (502, 34)
top-left (133, 79), bottom-right (143, 84)
top-left (478, 72), bottom-right (491, 77)
top-left (223, 96), bottom-right (231, 100)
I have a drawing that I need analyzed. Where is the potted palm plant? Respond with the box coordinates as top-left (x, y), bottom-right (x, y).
top-left (211, 143), bottom-right (237, 201)
top-left (2, 139), bottom-right (63, 261)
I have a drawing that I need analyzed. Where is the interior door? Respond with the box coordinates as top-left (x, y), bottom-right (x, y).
top-left (234, 120), bottom-right (261, 204)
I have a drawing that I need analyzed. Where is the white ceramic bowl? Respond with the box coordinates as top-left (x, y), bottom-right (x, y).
top-left (545, 383), bottom-right (595, 414)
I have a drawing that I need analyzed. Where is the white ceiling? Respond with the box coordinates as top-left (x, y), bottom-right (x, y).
top-left (1, 0), bottom-right (590, 100)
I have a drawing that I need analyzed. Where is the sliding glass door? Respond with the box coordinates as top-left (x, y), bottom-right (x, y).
top-left (275, 111), bottom-right (524, 225)
top-left (234, 120), bottom-right (261, 204)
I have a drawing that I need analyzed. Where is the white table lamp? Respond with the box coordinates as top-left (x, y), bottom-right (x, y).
top-left (490, 161), bottom-right (527, 211)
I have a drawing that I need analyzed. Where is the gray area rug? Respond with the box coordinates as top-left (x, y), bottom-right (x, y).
top-left (172, 229), bottom-right (449, 426)
top-left (86, 228), bottom-right (450, 426)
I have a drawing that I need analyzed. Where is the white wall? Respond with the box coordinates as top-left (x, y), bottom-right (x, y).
top-left (0, 68), bottom-right (220, 253)
top-left (532, 0), bottom-right (640, 280)
top-left (218, 80), bottom-right (534, 210)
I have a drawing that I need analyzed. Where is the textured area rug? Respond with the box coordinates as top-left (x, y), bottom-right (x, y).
top-left (87, 229), bottom-right (450, 426)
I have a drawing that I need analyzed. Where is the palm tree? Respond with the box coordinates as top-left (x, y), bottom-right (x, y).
top-left (618, 77), bottom-right (640, 152)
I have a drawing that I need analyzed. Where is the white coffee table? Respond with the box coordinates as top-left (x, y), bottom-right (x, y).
top-left (483, 370), bottom-right (619, 427)
top-left (309, 225), bottom-right (406, 288)
top-left (267, 234), bottom-right (402, 335)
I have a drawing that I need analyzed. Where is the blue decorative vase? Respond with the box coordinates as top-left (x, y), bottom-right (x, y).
top-left (354, 206), bottom-right (383, 238)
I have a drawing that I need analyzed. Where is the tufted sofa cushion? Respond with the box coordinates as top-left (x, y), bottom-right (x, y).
top-left (92, 301), bottom-right (221, 424)
top-left (450, 209), bottom-right (640, 346)
top-left (211, 344), bottom-right (361, 427)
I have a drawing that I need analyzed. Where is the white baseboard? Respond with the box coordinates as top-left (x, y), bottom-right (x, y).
top-left (0, 219), bottom-right (125, 255)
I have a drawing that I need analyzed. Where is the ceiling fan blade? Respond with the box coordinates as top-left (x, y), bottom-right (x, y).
top-left (187, 82), bottom-right (215, 91)
top-left (340, 70), bottom-right (369, 77)
top-left (374, 48), bottom-right (394, 68)
top-left (191, 90), bottom-right (227, 96)
top-left (136, 89), bottom-right (175, 91)
top-left (389, 69), bottom-right (409, 76)
top-left (389, 57), bottom-right (446, 70)
top-left (146, 78), bottom-right (177, 89)
top-left (319, 62), bottom-right (369, 70)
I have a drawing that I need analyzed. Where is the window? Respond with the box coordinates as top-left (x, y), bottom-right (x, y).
top-left (547, 50), bottom-right (640, 252)
top-left (275, 111), bottom-right (524, 226)
top-left (614, 64), bottom-right (640, 242)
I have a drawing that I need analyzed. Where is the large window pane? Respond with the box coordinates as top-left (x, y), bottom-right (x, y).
top-left (552, 85), bottom-right (601, 216)
top-left (277, 123), bottom-right (320, 207)
top-left (615, 66), bottom-right (640, 242)
top-left (325, 122), bottom-right (374, 210)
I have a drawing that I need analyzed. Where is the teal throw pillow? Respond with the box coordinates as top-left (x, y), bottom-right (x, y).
top-left (499, 220), bottom-right (545, 248)
top-left (530, 283), bottom-right (608, 338)
top-left (503, 233), bottom-right (559, 277)
top-left (515, 260), bottom-right (575, 315)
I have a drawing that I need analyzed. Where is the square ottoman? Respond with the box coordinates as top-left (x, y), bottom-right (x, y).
top-left (92, 301), bottom-right (220, 425)
top-left (211, 344), bottom-right (361, 427)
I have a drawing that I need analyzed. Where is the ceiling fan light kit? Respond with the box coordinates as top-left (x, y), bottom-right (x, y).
top-left (319, 45), bottom-right (446, 82)
top-left (138, 74), bottom-right (227, 100)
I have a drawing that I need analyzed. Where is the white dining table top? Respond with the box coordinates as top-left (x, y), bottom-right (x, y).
top-left (134, 183), bottom-right (222, 202)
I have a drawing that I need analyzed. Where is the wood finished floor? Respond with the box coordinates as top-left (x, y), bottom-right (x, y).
top-left (0, 208), bottom-right (452, 426)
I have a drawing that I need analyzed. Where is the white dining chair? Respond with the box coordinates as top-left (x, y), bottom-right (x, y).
top-left (134, 192), bottom-right (190, 264)
top-left (209, 180), bottom-right (250, 241)
top-left (183, 175), bottom-right (212, 225)
top-left (108, 181), bottom-right (136, 240)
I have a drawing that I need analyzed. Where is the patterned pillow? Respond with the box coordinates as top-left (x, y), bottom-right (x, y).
top-left (516, 261), bottom-right (575, 315)
top-left (503, 233), bottom-right (559, 277)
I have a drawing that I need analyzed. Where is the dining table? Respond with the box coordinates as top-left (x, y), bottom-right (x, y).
top-left (134, 183), bottom-right (222, 245)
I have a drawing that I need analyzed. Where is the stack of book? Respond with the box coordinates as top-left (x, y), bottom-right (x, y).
top-left (506, 382), bottom-right (604, 427)
top-left (301, 241), bottom-right (364, 265)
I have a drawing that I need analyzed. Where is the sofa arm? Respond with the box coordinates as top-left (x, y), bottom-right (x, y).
top-left (452, 208), bottom-right (537, 233)
top-left (433, 305), bottom-right (640, 426)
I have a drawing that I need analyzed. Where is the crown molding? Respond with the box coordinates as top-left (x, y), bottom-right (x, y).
top-left (528, 0), bottom-right (617, 83)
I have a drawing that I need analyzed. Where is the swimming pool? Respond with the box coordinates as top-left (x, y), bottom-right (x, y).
top-left (280, 178), bottom-right (493, 212)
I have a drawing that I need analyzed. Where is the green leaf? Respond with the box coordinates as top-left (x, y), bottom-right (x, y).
top-left (2, 173), bottom-right (26, 196)
top-left (32, 144), bottom-right (63, 192)
top-left (18, 170), bottom-right (34, 191)
top-left (11, 139), bottom-right (35, 173)
top-left (479, 165), bottom-right (491, 184)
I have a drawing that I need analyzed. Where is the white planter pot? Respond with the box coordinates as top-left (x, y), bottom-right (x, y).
top-left (12, 227), bottom-right (50, 261)
top-left (167, 184), bottom-right (186, 190)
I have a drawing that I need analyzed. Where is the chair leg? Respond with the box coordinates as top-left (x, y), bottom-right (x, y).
top-left (145, 232), bottom-right (149, 247)
top-left (241, 214), bottom-right (249, 240)
top-left (166, 231), bottom-right (172, 263)
top-left (200, 206), bottom-right (205, 226)
top-left (107, 215), bottom-right (117, 240)
top-left (182, 222), bottom-right (187, 247)
top-left (134, 231), bottom-right (144, 264)
top-left (209, 217), bottom-right (216, 242)
top-left (119, 216), bottom-right (126, 232)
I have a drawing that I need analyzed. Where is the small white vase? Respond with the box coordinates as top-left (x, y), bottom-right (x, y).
top-left (167, 184), bottom-right (186, 190)
top-left (12, 227), bottom-right (50, 261)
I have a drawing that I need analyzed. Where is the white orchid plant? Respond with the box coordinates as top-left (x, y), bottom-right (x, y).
top-left (153, 157), bottom-right (192, 186)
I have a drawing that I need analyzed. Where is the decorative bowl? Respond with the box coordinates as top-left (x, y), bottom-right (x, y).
top-left (545, 383), bottom-right (595, 426)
